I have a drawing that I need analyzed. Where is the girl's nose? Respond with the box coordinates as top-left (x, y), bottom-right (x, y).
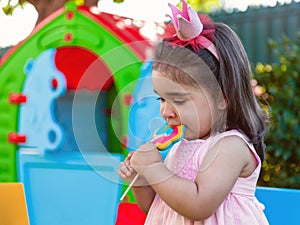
top-left (161, 101), bottom-right (176, 122)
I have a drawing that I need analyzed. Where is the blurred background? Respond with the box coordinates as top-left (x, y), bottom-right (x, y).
top-left (1, 0), bottom-right (299, 189)
top-left (0, 1), bottom-right (299, 224)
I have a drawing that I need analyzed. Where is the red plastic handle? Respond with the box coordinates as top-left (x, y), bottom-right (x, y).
top-left (8, 132), bottom-right (27, 144)
top-left (9, 93), bottom-right (27, 104)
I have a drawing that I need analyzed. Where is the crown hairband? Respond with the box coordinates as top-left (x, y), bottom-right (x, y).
top-left (165, 0), bottom-right (219, 61)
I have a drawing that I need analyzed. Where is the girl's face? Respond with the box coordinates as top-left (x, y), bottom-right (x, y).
top-left (152, 70), bottom-right (217, 140)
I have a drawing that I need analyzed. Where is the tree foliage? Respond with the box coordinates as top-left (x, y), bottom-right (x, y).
top-left (2, 0), bottom-right (26, 15)
top-left (188, 0), bottom-right (220, 12)
top-left (254, 33), bottom-right (300, 188)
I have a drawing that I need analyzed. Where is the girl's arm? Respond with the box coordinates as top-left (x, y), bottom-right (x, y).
top-left (131, 136), bottom-right (257, 221)
top-left (118, 151), bottom-right (156, 213)
top-left (132, 185), bottom-right (156, 213)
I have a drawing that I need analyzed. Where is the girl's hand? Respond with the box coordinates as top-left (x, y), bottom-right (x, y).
top-left (130, 142), bottom-right (163, 177)
top-left (118, 152), bottom-right (136, 184)
top-left (118, 152), bottom-right (148, 186)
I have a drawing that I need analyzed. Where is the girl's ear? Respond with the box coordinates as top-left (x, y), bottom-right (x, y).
top-left (217, 97), bottom-right (227, 110)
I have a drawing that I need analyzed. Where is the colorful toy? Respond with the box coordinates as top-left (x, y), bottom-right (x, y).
top-left (0, 1), bottom-right (152, 181)
top-left (0, 183), bottom-right (30, 225)
top-left (120, 124), bottom-right (185, 201)
top-left (0, 1), bottom-right (157, 225)
top-left (115, 202), bottom-right (147, 225)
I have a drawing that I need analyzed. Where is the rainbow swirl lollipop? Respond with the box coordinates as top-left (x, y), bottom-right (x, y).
top-left (152, 124), bottom-right (186, 151)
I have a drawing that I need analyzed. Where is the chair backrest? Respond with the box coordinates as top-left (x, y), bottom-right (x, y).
top-left (0, 183), bottom-right (30, 225)
top-left (18, 151), bottom-right (123, 225)
top-left (255, 186), bottom-right (300, 225)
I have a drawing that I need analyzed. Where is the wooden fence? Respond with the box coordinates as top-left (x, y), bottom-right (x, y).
top-left (211, 1), bottom-right (300, 64)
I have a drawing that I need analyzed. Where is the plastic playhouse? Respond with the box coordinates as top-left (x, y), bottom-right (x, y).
top-left (0, 2), bottom-right (157, 224)
top-left (1, 2), bottom-right (300, 225)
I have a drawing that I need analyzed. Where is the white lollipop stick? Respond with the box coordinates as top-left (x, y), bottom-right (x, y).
top-left (120, 174), bottom-right (139, 201)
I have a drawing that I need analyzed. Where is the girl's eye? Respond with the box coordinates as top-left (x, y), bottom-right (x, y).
top-left (173, 99), bottom-right (186, 105)
top-left (156, 97), bottom-right (185, 105)
top-left (156, 97), bottom-right (165, 102)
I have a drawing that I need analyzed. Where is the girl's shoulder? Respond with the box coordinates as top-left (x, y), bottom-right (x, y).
top-left (207, 129), bottom-right (261, 164)
top-left (194, 129), bottom-right (261, 176)
top-left (216, 128), bottom-right (248, 137)
top-left (209, 129), bottom-right (251, 146)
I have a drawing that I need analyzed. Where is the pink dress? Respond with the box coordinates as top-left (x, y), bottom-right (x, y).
top-left (144, 130), bottom-right (269, 225)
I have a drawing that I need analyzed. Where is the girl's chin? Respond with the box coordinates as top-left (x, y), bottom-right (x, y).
top-left (184, 129), bottom-right (210, 140)
top-left (183, 132), bottom-right (199, 140)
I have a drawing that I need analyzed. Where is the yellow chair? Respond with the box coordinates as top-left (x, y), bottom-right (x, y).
top-left (0, 183), bottom-right (30, 225)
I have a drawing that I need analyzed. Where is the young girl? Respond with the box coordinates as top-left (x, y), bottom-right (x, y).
top-left (118, 0), bottom-right (269, 224)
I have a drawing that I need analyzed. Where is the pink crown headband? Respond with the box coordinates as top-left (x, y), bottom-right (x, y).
top-left (165, 0), bottom-right (219, 61)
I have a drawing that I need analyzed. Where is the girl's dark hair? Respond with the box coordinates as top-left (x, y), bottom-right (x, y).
top-left (153, 22), bottom-right (269, 162)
